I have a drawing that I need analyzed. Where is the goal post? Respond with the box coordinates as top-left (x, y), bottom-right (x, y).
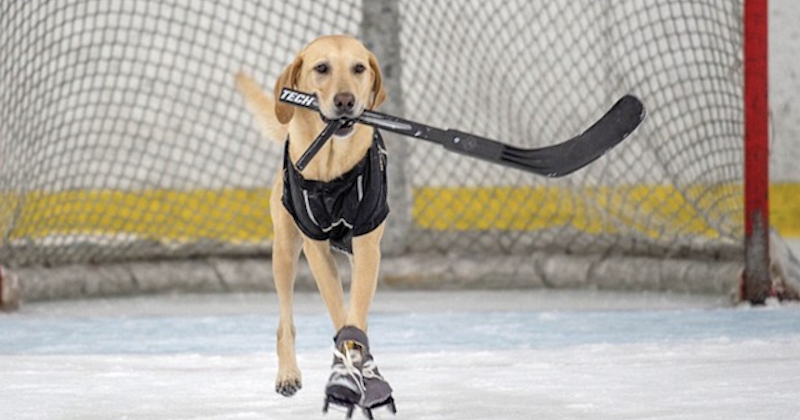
top-left (1, 0), bottom-right (798, 305)
top-left (743, 0), bottom-right (771, 303)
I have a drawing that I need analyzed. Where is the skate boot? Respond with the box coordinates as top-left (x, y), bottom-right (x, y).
top-left (323, 326), bottom-right (396, 419)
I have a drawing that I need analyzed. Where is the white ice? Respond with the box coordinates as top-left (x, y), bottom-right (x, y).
top-left (1, 288), bottom-right (799, 420)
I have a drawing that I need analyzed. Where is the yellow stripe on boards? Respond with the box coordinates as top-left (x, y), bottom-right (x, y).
top-left (412, 185), bottom-right (742, 239)
top-left (1, 189), bottom-right (273, 243)
top-left (1, 183), bottom-right (798, 242)
top-left (771, 183), bottom-right (800, 237)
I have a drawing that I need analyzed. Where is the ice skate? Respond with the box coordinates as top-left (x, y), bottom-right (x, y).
top-left (323, 326), bottom-right (396, 419)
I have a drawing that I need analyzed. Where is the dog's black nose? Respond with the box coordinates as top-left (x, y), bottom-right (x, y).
top-left (333, 92), bottom-right (355, 113)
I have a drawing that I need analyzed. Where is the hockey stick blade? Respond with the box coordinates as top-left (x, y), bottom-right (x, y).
top-left (278, 88), bottom-right (645, 177)
top-left (445, 95), bottom-right (646, 177)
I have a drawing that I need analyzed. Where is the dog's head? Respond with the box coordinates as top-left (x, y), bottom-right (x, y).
top-left (273, 35), bottom-right (386, 137)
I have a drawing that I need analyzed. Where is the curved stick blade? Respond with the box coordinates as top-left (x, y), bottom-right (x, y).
top-left (501, 95), bottom-right (646, 177)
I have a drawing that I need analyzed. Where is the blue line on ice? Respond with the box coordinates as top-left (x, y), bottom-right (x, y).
top-left (2, 307), bottom-right (798, 355)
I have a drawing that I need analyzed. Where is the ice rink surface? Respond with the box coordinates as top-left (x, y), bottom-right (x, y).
top-left (1, 289), bottom-right (799, 420)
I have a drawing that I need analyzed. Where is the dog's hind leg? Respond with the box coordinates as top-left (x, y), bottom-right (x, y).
top-left (271, 187), bottom-right (304, 397)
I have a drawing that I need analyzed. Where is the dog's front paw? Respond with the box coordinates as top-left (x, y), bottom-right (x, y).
top-left (275, 369), bottom-right (302, 397)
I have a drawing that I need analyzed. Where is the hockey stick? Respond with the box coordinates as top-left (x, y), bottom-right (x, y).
top-left (295, 118), bottom-right (349, 171)
top-left (279, 88), bottom-right (645, 177)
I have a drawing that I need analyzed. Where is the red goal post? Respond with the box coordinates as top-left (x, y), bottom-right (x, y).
top-left (743, 0), bottom-right (771, 303)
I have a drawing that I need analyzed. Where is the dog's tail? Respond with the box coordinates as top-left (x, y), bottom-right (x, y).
top-left (235, 72), bottom-right (286, 143)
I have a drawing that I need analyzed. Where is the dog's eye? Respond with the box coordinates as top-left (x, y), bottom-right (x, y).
top-left (314, 63), bottom-right (329, 74)
top-left (353, 63), bottom-right (366, 74)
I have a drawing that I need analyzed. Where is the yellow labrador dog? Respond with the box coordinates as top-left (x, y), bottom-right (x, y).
top-left (236, 35), bottom-right (395, 416)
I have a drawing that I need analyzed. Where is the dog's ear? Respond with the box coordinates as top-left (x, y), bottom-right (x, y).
top-left (273, 55), bottom-right (304, 124)
top-left (368, 53), bottom-right (387, 110)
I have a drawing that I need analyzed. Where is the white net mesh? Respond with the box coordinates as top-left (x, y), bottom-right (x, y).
top-left (400, 1), bottom-right (743, 257)
top-left (0, 0), bottom-right (770, 297)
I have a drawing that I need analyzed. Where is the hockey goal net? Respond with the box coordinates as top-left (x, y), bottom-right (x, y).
top-left (1, 0), bottom-right (797, 304)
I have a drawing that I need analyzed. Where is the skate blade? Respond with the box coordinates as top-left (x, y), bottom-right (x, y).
top-left (323, 397), bottom-right (397, 420)
top-left (361, 396), bottom-right (397, 419)
top-left (323, 395), bottom-right (356, 419)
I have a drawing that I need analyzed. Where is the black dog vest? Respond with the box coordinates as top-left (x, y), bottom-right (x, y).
top-left (282, 130), bottom-right (389, 254)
